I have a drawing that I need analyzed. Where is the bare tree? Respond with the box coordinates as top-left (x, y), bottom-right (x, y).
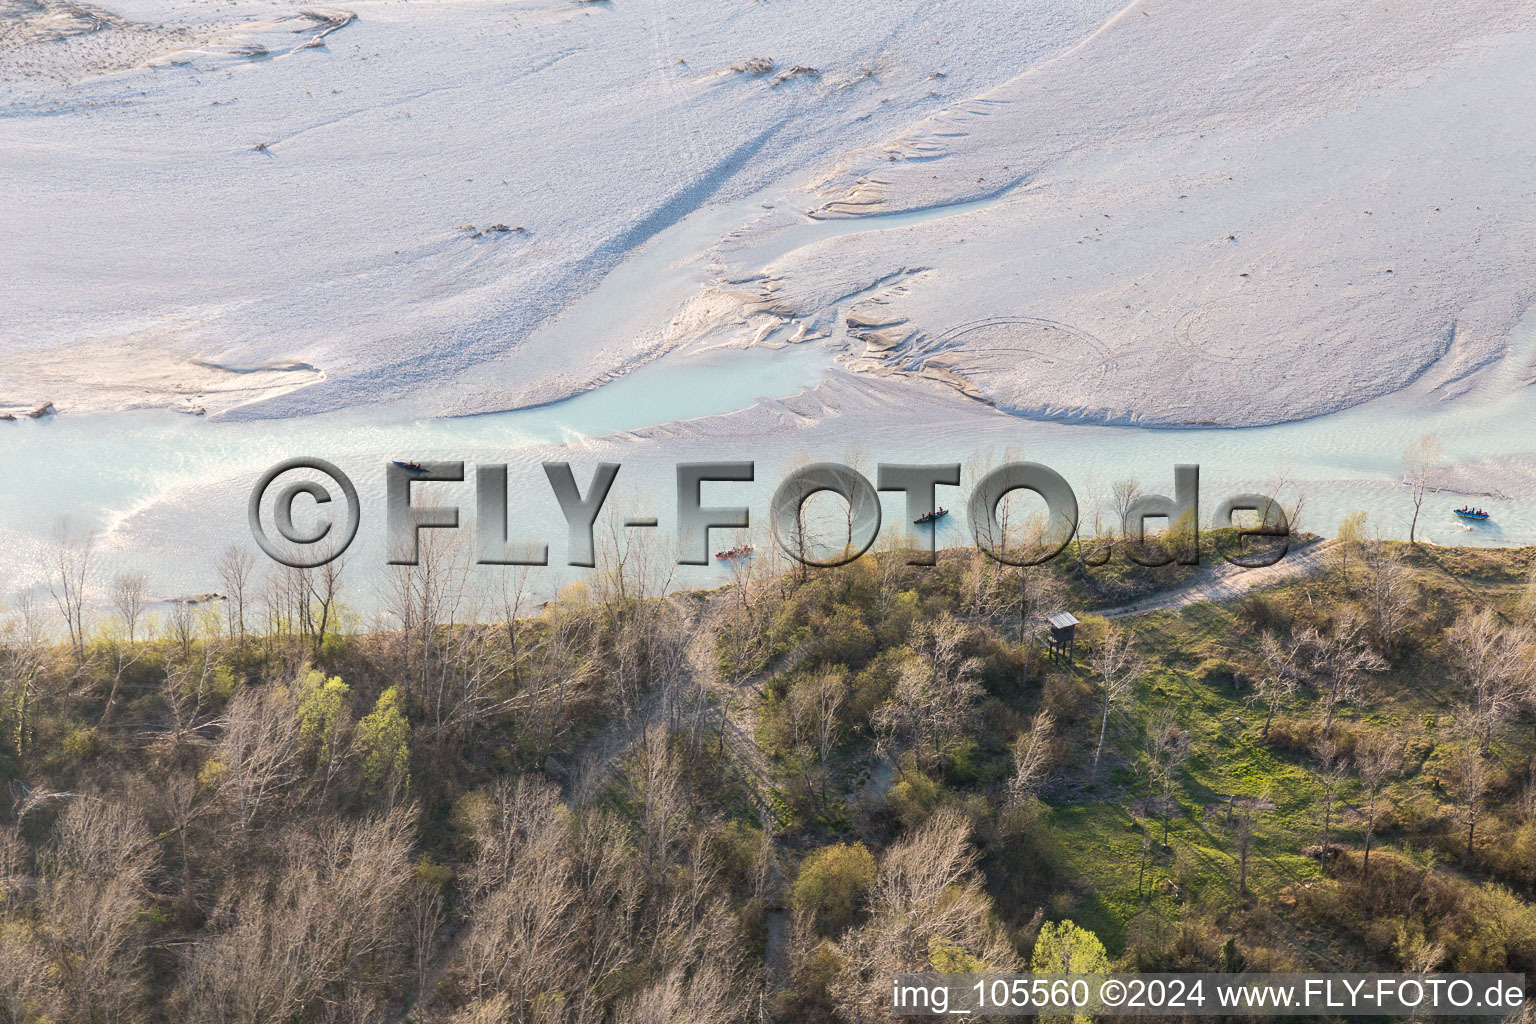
top-left (39, 798), bottom-right (155, 1023)
top-left (1454, 739), bottom-right (1489, 861)
top-left (2, 596), bottom-right (48, 760)
top-left (1147, 711), bottom-right (1190, 848)
top-left (1361, 540), bottom-right (1413, 657)
top-left (381, 530), bottom-right (467, 711)
top-left (454, 778), bottom-right (594, 1016)
top-left (875, 615), bottom-right (983, 769)
top-left (1071, 478), bottom-right (1114, 575)
top-left (217, 545), bottom-right (256, 641)
top-left (1006, 710), bottom-right (1055, 809)
top-left (1233, 791), bottom-right (1267, 900)
top-left (1110, 478), bottom-right (1144, 540)
top-left (1448, 608), bottom-right (1533, 750)
top-left (496, 563), bottom-right (535, 690)
top-left (1305, 610), bottom-right (1385, 738)
top-left (1356, 733), bottom-right (1402, 880)
top-left (217, 685), bottom-right (304, 837)
top-left (1016, 566), bottom-right (1067, 678)
top-left (99, 572), bottom-right (149, 727)
top-left (1251, 629), bottom-right (1304, 736)
top-left (590, 513), bottom-right (680, 718)
top-left (1402, 434), bottom-right (1443, 544)
top-left (169, 599), bottom-right (198, 662)
top-left (1312, 735), bottom-right (1348, 859)
top-left (303, 552), bottom-right (347, 657)
top-left (832, 809), bottom-right (1016, 1022)
top-left (630, 726), bottom-right (690, 888)
top-left (1092, 625), bottom-right (1140, 773)
top-left (179, 810), bottom-right (415, 1024)
top-left (409, 862), bottom-right (449, 1006)
top-left (873, 659), bottom-right (942, 769)
top-left (0, 862), bottom-right (53, 1021)
top-left (959, 548), bottom-right (1011, 625)
top-left (44, 516), bottom-right (95, 665)
top-left (794, 668), bottom-right (846, 805)
top-left (718, 525), bottom-right (778, 689)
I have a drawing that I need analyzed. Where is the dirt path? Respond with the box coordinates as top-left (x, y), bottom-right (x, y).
top-left (1093, 539), bottom-right (1337, 619)
top-left (685, 599), bottom-right (794, 992)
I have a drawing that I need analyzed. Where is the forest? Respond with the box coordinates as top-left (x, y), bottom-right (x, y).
top-left (4, 504), bottom-right (1536, 1023)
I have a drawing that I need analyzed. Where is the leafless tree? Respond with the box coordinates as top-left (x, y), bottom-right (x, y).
top-left (1402, 434), bottom-right (1443, 544)
top-left (1147, 711), bottom-right (1190, 847)
top-left (1448, 608), bottom-right (1533, 750)
top-left (216, 685), bottom-right (304, 837)
top-left (871, 531), bottom-right (916, 621)
top-left (495, 563), bottom-right (536, 691)
top-left (1312, 735), bottom-right (1348, 858)
top-left (875, 615), bottom-right (983, 769)
top-left (2, 596), bottom-right (47, 760)
top-left (0, 864), bottom-right (54, 1021)
top-left (110, 571), bottom-right (148, 643)
top-left (169, 599), bottom-right (198, 662)
top-left (1015, 566), bottom-right (1067, 678)
top-left (959, 548), bottom-right (1011, 625)
top-left (1356, 733), bottom-right (1402, 880)
top-left (717, 525), bottom-right (778, 689)
top-left (591, 514), bottom-right (680, 717)
top-left (792, 668), bottom-right (846, 804)
top-left (1261, 467), bottom-right (1309, 541)
top-left (1006, 710), bottom-right (1055, 809)
top-left (1251, 629), bottom-right (1304, 736)
top-left (179, 810), bottom-right (415, 1024)
top-left (39, 797), bottom-right (155, 1022)
top-left (409, 864), bottom-right (448, 1005)
top-left (839, 443), bottom-right (873, 559)
top-left (218, 545), bottom-right (256, 641)
top-left (453, 778), bottom-right (597, 1018)
top-left (381, 530), bottom-right (472, 712)
top-left (44, 516), bottom-right (94, 666)
top-left (303, 551), bottom-right (348, 657)
top-left (1092, 625), bottom-right (1140, 773)
top-left (1454, 738), bottom-right (1489, 861)
top-left (1233, 792), bottom-right (1266, 900)
top-left (1304, 610), bottom-right (1385, 738)
top-left (99, 572), bottom-right (149, 727)
top-left (1361, 540), bottom-right (1413, 656)
top-left (1069, 476), bottom-right (1114, 575)
top-left (1110, 478), bottom-right (1144, 539)
top-left (832, 808), bottom-right (1016, 1023)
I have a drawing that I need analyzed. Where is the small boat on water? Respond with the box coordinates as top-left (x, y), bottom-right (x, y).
top-left (394, 460), bottom-right (426, 472)
top-left (914, 508), bottom-right (949, 525)
top-left (1454, 506), bottom-right (1490, 521)
top-left (715, 544), bottom-right (753, 561)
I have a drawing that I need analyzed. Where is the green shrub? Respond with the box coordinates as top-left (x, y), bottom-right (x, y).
top-left (296, 670), bottom-right (350, 761)
top-left (791, 842), bottom-right (877, 934)
top-left (59, 726), bottom-right (101, 764)
top-left (358, 686), bottom-right (410, 796)
top-left (1032, 918), bottom-right (1110, 972)
top-left (888, 768), bottom-right (941, 829)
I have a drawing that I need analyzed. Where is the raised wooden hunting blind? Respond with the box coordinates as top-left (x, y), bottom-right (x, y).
top-left (1047, 611), bottom-right (1079, 665)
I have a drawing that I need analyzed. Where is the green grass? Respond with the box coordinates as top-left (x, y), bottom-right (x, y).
top-left (1025, 555), bottom-right (1536, 962)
